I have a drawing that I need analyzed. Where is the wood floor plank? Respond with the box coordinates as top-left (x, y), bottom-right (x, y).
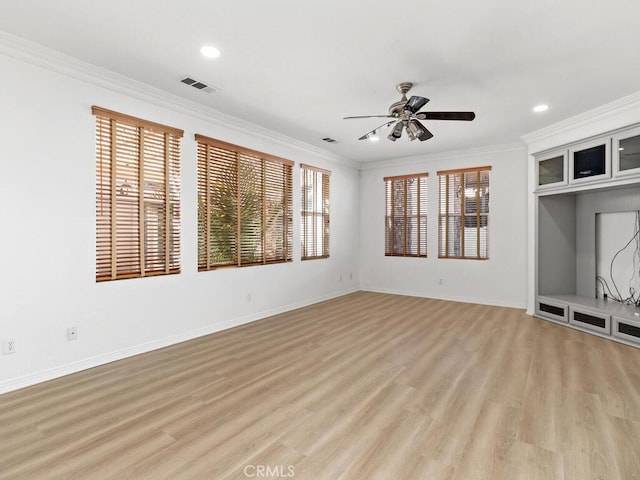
top-left (1, 291), bottom-right (640, 479)
top-left (502, 441), bottom-right (565, 480)
top-left (453, 400), bottom-right (520, 479)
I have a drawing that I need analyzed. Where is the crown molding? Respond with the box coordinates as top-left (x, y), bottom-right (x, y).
top-left (521, 90), bottom-right (640, 148)
top-left (0, 30), bottom-right (358, 169)
top-left (359, 141), bottom-right (525, 171)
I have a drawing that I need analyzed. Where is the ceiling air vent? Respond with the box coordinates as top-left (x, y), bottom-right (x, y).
top-left (322, 137), bottom-right (337, 143)
top-left (180, 76), bottom-right (219, 93)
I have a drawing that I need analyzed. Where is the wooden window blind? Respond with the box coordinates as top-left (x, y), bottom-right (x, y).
top-left (438, 166), bottom-right (491, 259)
top-left (94, 106), bottom-right (183, 282)
top-left (384, 173), bottom-right (428, 257)
top-left (196, 135), bottom-right (293, 269)
top-left (301, 164), bottom-right (330, 260)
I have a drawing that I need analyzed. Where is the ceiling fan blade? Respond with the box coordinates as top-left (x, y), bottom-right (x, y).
top-left (403, 96), bottom-right (429, 113)
top-left (408, 119), bottom-right (433, 141)
top-left (357, 120), bottom-right (397, 140)
top-left (415, 111), bottom-right (476, 121)
top-left (343, 115), bottom-right (395, 120)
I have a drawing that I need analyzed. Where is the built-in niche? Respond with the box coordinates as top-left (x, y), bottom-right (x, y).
top-left (574, 186), bottom-right (640, 299)
top-left (536, 184), bottom-right (640, 343)
top-left (596, 210), bottom-right (640, 305)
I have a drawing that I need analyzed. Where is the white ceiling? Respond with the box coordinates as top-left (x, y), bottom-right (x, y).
top-left (1, 0), bottom-right (640, 163)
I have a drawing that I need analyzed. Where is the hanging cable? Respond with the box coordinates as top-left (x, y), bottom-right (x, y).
top-left (602, 210), bottom-right (640, 307)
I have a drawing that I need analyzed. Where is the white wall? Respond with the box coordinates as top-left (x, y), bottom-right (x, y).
top-left (596, 211), bottom-right (640, 301)
top-left (358, 145), bottom-right (529, 308)
top-left (0, 51), bottom-right (360, 393)
top-left (576, 187), bottom-right (640, 298)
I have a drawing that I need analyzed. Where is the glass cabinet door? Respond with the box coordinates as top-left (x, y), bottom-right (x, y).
top-left (613, 127), bottom-right (640, 177)
top-left (537, 150), bottom-right (567, 189)
top-left (568, 136), bottom-right (611, 184)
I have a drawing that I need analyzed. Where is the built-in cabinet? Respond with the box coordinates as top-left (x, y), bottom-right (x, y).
top-left (534, 123), bottom-right (640, 348)
top-left (536, 126), bottom-right (640, 190)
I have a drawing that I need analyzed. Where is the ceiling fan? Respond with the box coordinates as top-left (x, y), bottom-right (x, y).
top-left (344, 82), bottom-right (475, 142)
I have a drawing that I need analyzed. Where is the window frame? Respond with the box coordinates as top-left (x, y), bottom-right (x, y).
top-left (437, 166), bottom-right (491, 260)
top-left (384, 173), bottom-right (428, 258)
top-left (93, 106), bottom-right (183, 282)
top-left (301, 164), bottom-right (330, 260)
top-left (196, 134), bottom-right (294, 270)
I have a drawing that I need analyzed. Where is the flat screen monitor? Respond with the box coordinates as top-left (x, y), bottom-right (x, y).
top-left (573, 144), bottom-right (606, 179)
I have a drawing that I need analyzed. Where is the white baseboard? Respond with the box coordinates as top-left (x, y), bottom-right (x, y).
top-left (0, 288), bottom-right (359, 395)
top-left (361, 286), bottom-right (526, 310)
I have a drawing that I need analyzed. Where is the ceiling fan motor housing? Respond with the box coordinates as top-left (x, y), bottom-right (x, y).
top-left (396, 82), bottom-right (413, 95)
top-left (389, 100), bottom-right (407, 116)
top-left (388, 82), bottom-right (413, 115)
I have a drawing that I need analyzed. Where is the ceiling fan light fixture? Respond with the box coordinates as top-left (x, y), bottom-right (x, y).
top-left (407, 119), bottom-right (433, 141)
top-left (407, 120), bottom-right (421, 138)
top-left (406, 126), bottom-right (417, 141)
top-left (368, 133), bottom-right (380, 142)
top-left (388, 122), bottom-right (404, 141)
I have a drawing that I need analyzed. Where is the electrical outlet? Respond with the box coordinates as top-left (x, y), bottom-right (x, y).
top-left (67, 327), bottom-right (78, 341)
top-left (3, 339), bottom-right (16, 354)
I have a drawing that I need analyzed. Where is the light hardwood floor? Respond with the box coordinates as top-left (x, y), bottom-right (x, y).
top-left (2, 292), bottom-right (640, 479)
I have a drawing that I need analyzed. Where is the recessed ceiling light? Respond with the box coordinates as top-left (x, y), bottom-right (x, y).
top-left (200, 45), bottom-right (221, 59)
top-left (533, 104), bottom-right (549, 113)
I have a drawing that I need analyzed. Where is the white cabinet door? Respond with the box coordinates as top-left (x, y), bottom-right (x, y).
top-left (612, 316), bottom-right (640, 345)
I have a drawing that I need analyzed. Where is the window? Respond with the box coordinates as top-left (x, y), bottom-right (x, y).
top-left (438, 166), bottom-right (490, 259)
top-left (384, 173), bottom-right (428, 257)
top-left (196, 135), bottom-right (293, 269)
top-left (94, 106), bottom-right (182, 281)
top-left (301, 164), bottom-right (330, 260)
